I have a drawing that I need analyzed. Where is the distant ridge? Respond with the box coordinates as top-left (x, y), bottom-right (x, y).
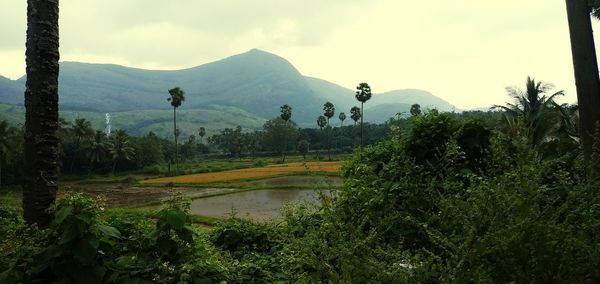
top-left (0, 49), bottom-right (457, 136)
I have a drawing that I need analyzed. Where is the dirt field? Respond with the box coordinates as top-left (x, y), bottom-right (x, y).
top-left (141, 161), bottom-right (341, 185)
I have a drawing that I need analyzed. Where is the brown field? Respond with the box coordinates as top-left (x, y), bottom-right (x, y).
top-left (142, 161), bottom-right (341, 184)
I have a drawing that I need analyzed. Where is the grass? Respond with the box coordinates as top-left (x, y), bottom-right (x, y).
top-left (141, 161), bottom-right (341, 185)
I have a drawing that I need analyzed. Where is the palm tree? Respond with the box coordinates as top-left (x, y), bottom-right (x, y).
top-left (355, 82), bottom-right (372, 147)
top-left (168, 87), bottom-right (185, 173)
top-left (198, 127), bottom-right (206, 144)
top-left (280, 104), bottom-right (292, 163)
top-left (350, 106), bottom-right (361, 126)
top-left (495, 77), bottom-right (563, 147)
top-left (323, 102), bottom-right (335, 160)
top-left (23, 0), bottom-right (60, 227)
top-left (410, 104), bottom-right (422, 116)
top-left (69, 118), bottom-right (94, 173)
top-left (565, 0), bottom-right (600, 171)
top-left (0, 120), bottom-right (16, 189)
top-left (339, 112), bottom-right (346, 127)
top-left (87, 130), bottom-right (106, 174)
top-left (107, 129), bottom-right (135, 175)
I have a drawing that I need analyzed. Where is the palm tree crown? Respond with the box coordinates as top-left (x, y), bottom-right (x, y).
top-left (168, 87), bottom-right (186, 108)
top-left (317, 115), bottom-right (327, 129)
top-left (323, 102), bottom-right (335, 121)
top-left (350, 106), bottom-right (361, 125)
top-left (355, 82), bottom-right (372, 103)
top-left (496, 76), bottom-right (563, 146)
top-left (280, 104), bottom-right (292, 122)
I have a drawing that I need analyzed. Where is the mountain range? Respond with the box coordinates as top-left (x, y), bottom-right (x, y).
top-left (0, 49), bottom-right (457, 137)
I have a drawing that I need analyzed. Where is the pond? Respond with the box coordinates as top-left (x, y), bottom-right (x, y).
top-left (189, 189), bottom-right (332, 221)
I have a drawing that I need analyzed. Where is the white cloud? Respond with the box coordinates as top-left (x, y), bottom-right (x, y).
top-left (0, 0), bottom-right (597, 108)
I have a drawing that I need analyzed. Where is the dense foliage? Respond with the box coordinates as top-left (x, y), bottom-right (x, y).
top-left (2, 107), bottom-right (598, 282)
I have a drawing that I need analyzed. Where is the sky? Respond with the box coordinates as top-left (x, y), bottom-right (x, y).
top-left (1, 0), bottom-right (599, 109)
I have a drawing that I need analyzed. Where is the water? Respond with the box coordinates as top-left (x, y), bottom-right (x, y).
top-left (189, 189), bottom-right (330, 221)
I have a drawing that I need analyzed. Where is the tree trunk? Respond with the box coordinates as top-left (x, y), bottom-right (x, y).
top-left (173, 106), bottom-right (178, 173)
top-left (282, 121), bottom-right (287, 163)
top-left (327, 118), bottom-right (331, 161)
top-left (360, 102), bottom-right (364, 147)
top-left (23, 0), bottom-right (60, 228)
top-left (565, 0), bottom-right (600, 174)
top-left (112, 159), bottom-right (117, 175)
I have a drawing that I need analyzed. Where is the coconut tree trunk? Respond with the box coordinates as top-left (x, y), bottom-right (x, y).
top-left (565, 0), bottom-right (600, 174)
top-left (23, 0), bottom-right (60, 228)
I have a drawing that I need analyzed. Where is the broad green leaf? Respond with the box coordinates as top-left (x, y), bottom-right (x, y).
top-left (53, 206), bottom-right (73, 225)
top-left (98, 224), bottom-right (122, 239)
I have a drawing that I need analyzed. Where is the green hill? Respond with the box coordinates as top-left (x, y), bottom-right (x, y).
top-left (0, 49), bottom-right (459, 131)
top-left (0, 103), bottom-right (266, 138)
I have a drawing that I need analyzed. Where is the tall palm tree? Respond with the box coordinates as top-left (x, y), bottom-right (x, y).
top-left (495, 77), bottom-right (563, 147)
top-left (323, 102), bottom-right (335, 160)
top-left (317, 115), bottom-right (327, 159)
top-left (565, 0), bottom-right (600, 171)
top-left (168, 87), bottom-right (185, 173)
top-left (23, 0), bottom-right (60, 228)
top-left (355, 83), bottom-right (372, 147)
top-left (350, 106), bottom-right (361, 126)
top-left (69, 118), bottom-right (94, 173)
top-left (280, 104), bottom-right (293, 163)
top-left (0, 120), bottom-right (16, 189)
top-left (107, 129), bottom-right (135, 175)
top-left (198, 127), bottom-right (206, 144)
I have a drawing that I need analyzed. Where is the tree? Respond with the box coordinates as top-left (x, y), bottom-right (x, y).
top-left (298, 140), bottom-right (310, 160)
top-left (23, 0), bottom-right (60, 227)
top-left (323, 102), bottom-right (335, 160)
top-left (565, 0), bottom-right (600, 172)
top-left (410, 104), bottom-right (422, 116)
top-left (495, 77), bottom-right (563, 147)
top-left (280, 104), bottom-right (292, 122)
top-left (198, 127), bottom-right (206, 144)
top-left (69, 118), bottom-right (94, 173)
top-left (262, 118), bottom-right (300, 157)
top-left (0, 120), bottom-right (16, 188)
top-left (350, 106), bottom-right (361, 126)
top-left (280, 104), bottom-right (293, 162)
top-left (355, 82), bottom-right (372, 147)
top-left (209, 126), bottom-right (247, 158)
top-left (107, 129), bottom-right (135, 175)
top-left (339, 112), bottom-right (347, 127)
top-left (317, 115), bottom-right (327, 130)
top-left (168, 87), bottom-right (185, 173)
top-left (87, 130), bottom-right (106, 173)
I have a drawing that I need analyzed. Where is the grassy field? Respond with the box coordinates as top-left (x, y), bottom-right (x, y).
top-left (141, 161), bottom-right (341, 185)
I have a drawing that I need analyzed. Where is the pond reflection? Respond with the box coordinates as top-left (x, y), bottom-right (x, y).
top-left (189, 189), bottom-right (329, 221)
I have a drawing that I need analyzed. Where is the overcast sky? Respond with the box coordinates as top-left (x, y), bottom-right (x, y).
top-left (1, 0), bottom-right (599, 109)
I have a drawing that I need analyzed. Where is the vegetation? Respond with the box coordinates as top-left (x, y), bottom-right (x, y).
top-left (167, 87), bottom-right (186, 172)
top-left (2, 1), bottom-right (599, 281)
top-left (355, 82), bottom-right (372, 146)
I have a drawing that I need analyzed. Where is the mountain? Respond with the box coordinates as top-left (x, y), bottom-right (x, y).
top-left (370, 89), bottom-right (457, 111)
top-left (0, 49), bottom-right (458, 136)
top-left (0, 76), bottom-right (24, 105)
